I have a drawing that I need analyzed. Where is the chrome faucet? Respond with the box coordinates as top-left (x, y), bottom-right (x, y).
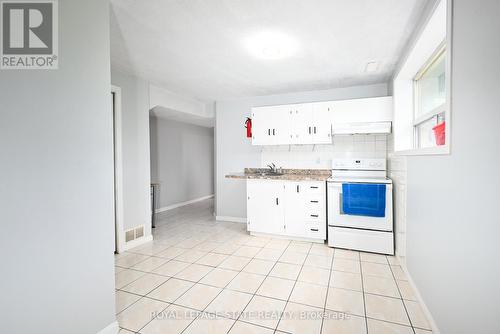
top-left (267, 163), bottom-right (277, 173)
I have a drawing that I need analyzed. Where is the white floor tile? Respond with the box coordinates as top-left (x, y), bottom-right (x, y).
top-left (277, 302), bottom-right (323, 334)
top-left (175, 284), bottom-right (222, 310)
top-left (365, 294), bottom-right (410, 326)
top-left (116, 297), bottom-right (168, 332)
top-left (269, 262), bottom-right (302, 280)
top-left (241, 295), bottom-right (286, 329)
top-left (326, 287), bottom-right (365, 317)
top-left (289, 281), bottom-right (328, 308)
top-left (227, 272), bottom-right (266, 294)
top-left (330, 270), bottom-right (362, 292)
top-left (183, 314), bottom-right (235, 334)
top-left (257, 276), bottom-right (295, 300)
top-left (367, 318), bottom-right (414, 334)
top-left (205, 289), bottom-right (253, 319)
top-left (146, 278), bottom-right (194, 303)
top-left (321, 311), bottom-right (366, 334)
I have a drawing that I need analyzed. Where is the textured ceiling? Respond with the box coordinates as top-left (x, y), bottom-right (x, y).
top-left (110, 0), bottom-right (427, 102)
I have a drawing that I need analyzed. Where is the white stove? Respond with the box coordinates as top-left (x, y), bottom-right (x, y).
top-left (327, 158), bottom-right (394, 255)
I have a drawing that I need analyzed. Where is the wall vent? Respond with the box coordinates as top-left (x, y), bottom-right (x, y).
top-left (135, 225), bottom-right (144, 238)
top-left (125, 225), bottom-right (146, 243)
top-left (125, 229), bottom-right (135, 242)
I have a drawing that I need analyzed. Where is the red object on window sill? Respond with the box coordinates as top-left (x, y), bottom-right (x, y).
top-left (433, 121), bottom-right (446, 146)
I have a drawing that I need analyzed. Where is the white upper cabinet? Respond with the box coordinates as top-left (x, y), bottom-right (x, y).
top-left (312, 102), bottom-right (333, 144)
top-left (251, 96), bottom-right (392, 145)
top-left (251, 105), bottom-right (290, 145)
top-left (288, 103), bottom-right (313, 144)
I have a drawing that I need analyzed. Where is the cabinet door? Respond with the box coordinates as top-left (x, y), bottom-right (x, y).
top-left (247, 180), bottom-right (284, 234)
top-left (251, 106), bottom-right (271, 145)
top-left (252, 106), bottom-right (290, 145)
top-left (289, 103), bottom-right (314, 144)
top-left (270, 106), bottom-right (291, 145)
top-left (312, 102), bottom-right (333, 144)
top-left (284, 182), bottom-right (307, 236)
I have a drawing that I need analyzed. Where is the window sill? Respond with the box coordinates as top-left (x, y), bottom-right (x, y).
top-left (394, 144), bottom-right (450, 156)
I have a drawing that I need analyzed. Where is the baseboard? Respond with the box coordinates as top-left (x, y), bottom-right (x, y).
top-left (216, 216), bottom-right (246, 224)
top-left (123, 234), bottom-right (153, 252)
top-left (97, 321), bottom-right (118, 334)
top-left (155, 195), bottom-right (214, 213)
top-left (396, 255), bottom-right (441, 334)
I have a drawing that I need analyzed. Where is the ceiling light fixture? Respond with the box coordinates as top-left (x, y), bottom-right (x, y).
top-left (245, 31), bottom-right (298, 60)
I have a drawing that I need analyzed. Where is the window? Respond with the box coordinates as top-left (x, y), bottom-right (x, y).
top-left (392, 0), bottom-right (450, 155)
top-left (413, 45), bottom-right (446, 148)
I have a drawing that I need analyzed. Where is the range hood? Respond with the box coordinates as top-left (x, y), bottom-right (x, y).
top-left (332, 121), bottom-right (392, 135)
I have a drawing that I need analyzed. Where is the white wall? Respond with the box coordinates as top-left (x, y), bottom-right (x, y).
top-left (150, 116), bottom-right (214, 209)
top-left (0, 1), bottom-right (116, 333)
top-left (215, 83), bottom-right (389, 219)
top-left (111, 70), bottom-right (152, 237)
top-left (404, 1), bottom-right (500, 333)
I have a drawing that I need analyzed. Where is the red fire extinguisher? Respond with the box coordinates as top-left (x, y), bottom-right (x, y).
top-left (245, 117), bottom-right (252, 138)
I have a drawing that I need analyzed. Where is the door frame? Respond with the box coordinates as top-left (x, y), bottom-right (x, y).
top-left (111, 85), bottom-right (125, 253)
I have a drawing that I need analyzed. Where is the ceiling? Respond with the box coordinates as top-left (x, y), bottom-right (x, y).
top-left (110, 0), bottom-right (428, 102)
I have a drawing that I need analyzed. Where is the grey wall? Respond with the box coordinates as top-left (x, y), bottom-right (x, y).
top-left (215, 83), bottom-right (389, 219)
top-left (0, 1), bottom-right (116, 333)
top-left (111, 70), bottom-right (152, 235)
top-left (150, 117), bottom-right (214, 208)
top-left (405, 1), bottom-right (500, 333)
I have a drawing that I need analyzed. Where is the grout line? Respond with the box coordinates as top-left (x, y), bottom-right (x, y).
top-left (388, 259), bottom-right (417, 334)
top-left (359, 255), bottom-right (369, 334)
top-left (273, 242), bottom-right (313, 332)
top-left (319, 247), bottom-right (336, 334)
top-left (224, 239), bottom-right (292, 334)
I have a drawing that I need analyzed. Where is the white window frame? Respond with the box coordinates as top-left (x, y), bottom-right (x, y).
top-left (392, 0), bottom-right (452, 156)
top-left (412, 43), bottom-right (446, 149)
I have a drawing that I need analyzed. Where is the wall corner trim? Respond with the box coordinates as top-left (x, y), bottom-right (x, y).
top-left (155, 195), bottom-right (214, 213)
top-left (397, 255), bottom-right (441, 334)
top-left (96, 321), bottom-right (119, 334)
top-left (215, 216), bottom-right (247, 224)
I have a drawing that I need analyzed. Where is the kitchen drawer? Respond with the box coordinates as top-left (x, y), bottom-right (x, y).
top-left (305, 197), bottom-right (324, 210)
top-left (302, 183), bottom-right (325, 196)
top-left (328, 226), bottom-right (394, 255)
top-left (306, 223), bottom-right (326, 239)
top-left (304, 211), bottom-right (325, 223)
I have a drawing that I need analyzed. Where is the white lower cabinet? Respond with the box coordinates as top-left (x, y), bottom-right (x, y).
top-left (247, 179), bottom-right (326, 240)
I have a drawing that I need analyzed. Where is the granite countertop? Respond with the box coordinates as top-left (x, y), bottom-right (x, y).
top-left (226, 168), bottom-right (331, 181)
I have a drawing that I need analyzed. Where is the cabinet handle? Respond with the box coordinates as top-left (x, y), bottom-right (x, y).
top-left (296, 185), bottom-right (299, 193)
top-left (276, 198), bottom-right (279, 205)
top-left (308, 126), bottom-right (311, 134)
top-left (273, 129), bottom-right (275, 136)
top-left (314, 126), bottom-right (317, 134)
top-left (310, 200), bottom-right (318, 203)
top-left (310, 186), bottom-right (319, 189)
top-left (268, 129), bottom-right (270, 136)
top-left (310, 228), bottom-right (319, 232)
top-left (310, 214), bottom-right (319, 218)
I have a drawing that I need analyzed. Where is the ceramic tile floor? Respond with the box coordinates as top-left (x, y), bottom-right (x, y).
top-left (115, 199), bottom-right (432, 334)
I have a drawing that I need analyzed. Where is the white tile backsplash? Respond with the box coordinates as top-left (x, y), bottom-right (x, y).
top-left (261, 134), bottom-right (388, 169)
